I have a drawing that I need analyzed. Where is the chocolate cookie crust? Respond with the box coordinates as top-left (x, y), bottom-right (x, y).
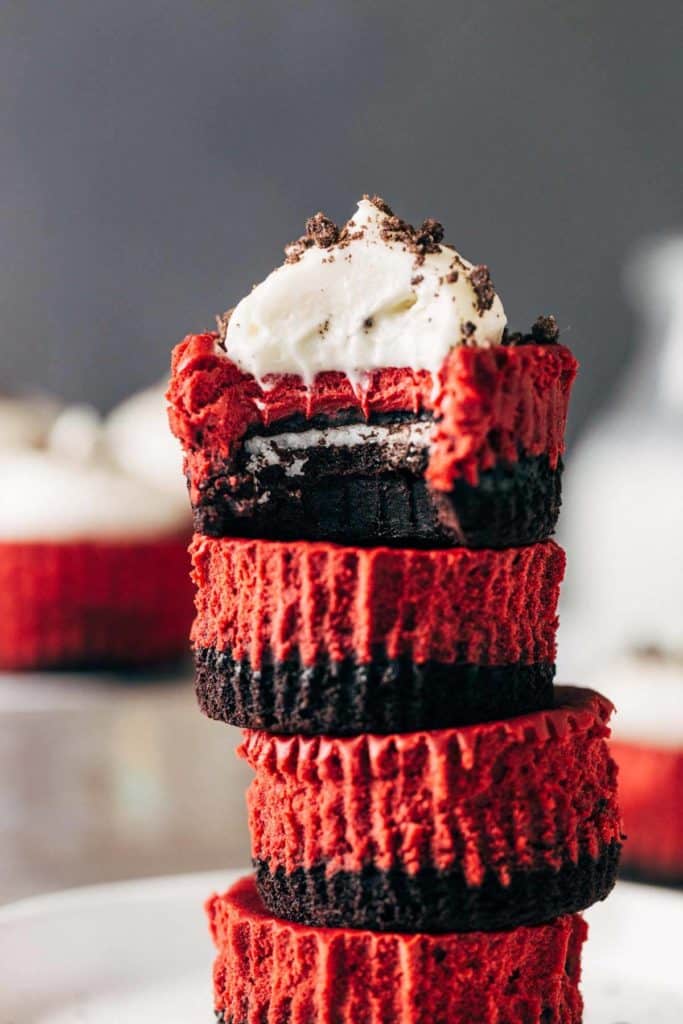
top-left (192, 433), bottom-right (563, 549)
top-left (254, 841), bottom-right (620, 934)
top-left (195, 648), bottom-right (555, 734)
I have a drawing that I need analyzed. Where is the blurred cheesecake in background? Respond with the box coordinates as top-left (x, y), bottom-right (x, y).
top-left (105, 381), bottom-right (189, 511)
top-left (559, 234), bottom-right (683, 885)
top-left (590, 651), bottom-right (683, 885)
top-left (0, 393), bottom-right (60, 449)
top-left (0, 387), bottom-right (193, 671)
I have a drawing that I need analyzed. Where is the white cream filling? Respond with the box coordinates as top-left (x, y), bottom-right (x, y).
top-left (243, 420), bottom-right (432, 477)
top-left (225, 198), bottom-right (507, 385)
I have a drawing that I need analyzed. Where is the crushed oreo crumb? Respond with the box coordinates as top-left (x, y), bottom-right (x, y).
top-left (364, 193), bottom-right (394, 216)
top-left (469, 265), bottom-right (496, 313)
top-left (462, 320), bottom-right (479, 344)
top-left (530, 314), bottom-right (560, 344)
top-left (417, 218), bottom-right (445, 247)
top-left (305, 211), bottom-right (340, 248)
top-left (501, 328), bottom-right (521, 346)
top-left (502, 316), bottom-right (561, 346)
top-left (284, 235), bottom-right (315, 264)
top-left (282, 199), bottom-right (497, 305)
top-left (285, 210), bottom-right (340, 263)
top-left (379, 213), bottom-right (445, 266)
top-left (379, 214), bottom-right (413, 246)
top-left (363, 317), bottom-right (374, 330)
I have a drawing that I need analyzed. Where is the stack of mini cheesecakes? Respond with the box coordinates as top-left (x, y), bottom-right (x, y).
top-left (168, 197), bottom-right (621, 1023)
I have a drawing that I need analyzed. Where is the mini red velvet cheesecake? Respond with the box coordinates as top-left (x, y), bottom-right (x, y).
top-left (191, 536), bottom-right (565, 734)
top-left (0, 450), bottom-right (193, 669)
top-left (612, 740), bottom-right (683, 885)
top-left (207, 876), bottom-right (588, 1024)
top-left (239, 686), bottom-right (621, 932)
top-left (167, 198), bottom-right (577, 550)
top-left (590, 652), bottom-right (683, 885)
top-left (0, 538), bottom-right (193, 669)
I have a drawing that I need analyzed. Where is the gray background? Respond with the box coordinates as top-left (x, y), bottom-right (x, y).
top-left (2, 0), bottom-right (681, 435)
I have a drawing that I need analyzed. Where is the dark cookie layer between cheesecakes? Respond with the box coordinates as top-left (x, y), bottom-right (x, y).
top-left (195, 648), bottom-right (555, 734)
top-left (171, 336), bottom-right (577, 549)
top-left (254, 841), bottom-right (620, 934)
top-left (193, 409), bottom-right (562, 548)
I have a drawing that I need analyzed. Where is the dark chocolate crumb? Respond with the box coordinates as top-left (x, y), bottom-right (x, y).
top-left (416, 218), bottom-right (445, 247)
top-left (501, 328), bottom-right (523, 346)
top-left (411, 274), bottom-right (424, 286)
top-left (502, 316), bottom-right (561, 346)
top-left (379, 213), bottom-right (445, 268)
top-left (284, 236), bottom-right (315, 264)
top-left (469, 265), bottom-right (496, 313)
top-left (305, 211), bottom-right (340, 248)
top-left (364, 193), bottom-right (394, 216)
top-left (282, 198), bottom-right (471, 281)
top-left (463, 321), bottom-right (476, 337)
top-left (363, 317), bottom-right (374, 330)
top-left (284, 210), bottom-right (339, 263)
top-left (530, 314), bottom-right (560, 344)
top-left (380, 213), bottom-right (417, 246)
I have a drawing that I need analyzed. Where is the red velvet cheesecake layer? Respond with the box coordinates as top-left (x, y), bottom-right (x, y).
top-left (0, 538), bottom-right (193, 669)
top-left (208, 876), bottom-right (587, 1024)
top-left (612, 739), bottom-right (683, 883)
top-left (191, 536), bottom-right (565, 668)
top-left (240, 686), bottom-right (620, 884)
top-left (168, 332), bottom-right (577, 495)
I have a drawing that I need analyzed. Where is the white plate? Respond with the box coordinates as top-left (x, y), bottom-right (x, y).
top-left (1, 872), bottom-right (681, 1022)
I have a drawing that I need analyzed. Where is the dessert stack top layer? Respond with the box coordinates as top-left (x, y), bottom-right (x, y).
top-left (224, 195), bottom-right (507, 386)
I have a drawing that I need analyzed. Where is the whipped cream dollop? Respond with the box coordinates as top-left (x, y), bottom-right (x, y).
top-left (0, 392), bottom-right (190, 541)
top-left (225, 196), bottom-right (507, 384)
top-left (48, 404), bottom-right (104, 463)
top-left (0, 395), bottom-right (60, 449)
top-left (0, 450), bottom-right (188, 540)
top-left (105, 383), bottom-right (188, 508)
